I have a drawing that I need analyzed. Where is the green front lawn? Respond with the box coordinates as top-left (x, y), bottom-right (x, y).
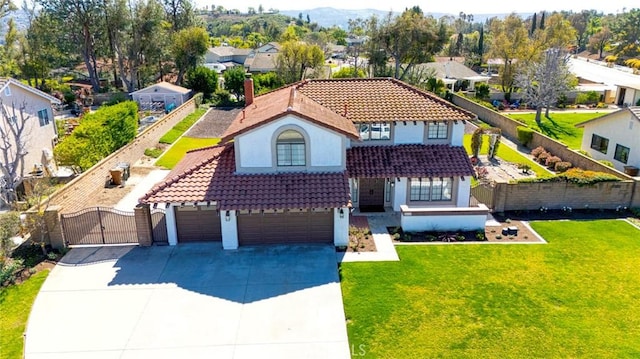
top-left (341, 220), bottom-right (640, 358)
top-left (155, 137), bottom-right (220, 169)
top-left (0, 270), bottom-right (50, 359)
top-left (158, 107), bottom-right (207, 144)
top-left (463, 134), bottom-right (550, 178)
top-left (506, 112), bottom-right (605, 150)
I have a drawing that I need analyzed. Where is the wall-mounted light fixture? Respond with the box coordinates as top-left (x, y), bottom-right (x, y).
top-left (225, 210), bottom-right (231, 221)
top-left (339, 208), bottom-right (344, 218)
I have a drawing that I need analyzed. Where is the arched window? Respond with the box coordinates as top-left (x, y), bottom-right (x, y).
top-left (276, 130), bottom-right (305, 166)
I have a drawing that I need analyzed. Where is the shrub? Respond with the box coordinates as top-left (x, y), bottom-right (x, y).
top-left (475, 83), bottom-right (490, 99)
top-left (0, 258), bottom-right (23, 286)
top-left (212, 89), bottom-right (236, 107)
top-left (545, 156), bottom-right (562, 169)
top-left (102, 92), bottom-right (128, 106)
top-left (596, 102), bottom-right (607, 109)
top-left (531, 146), bottom-right (546, 158)
top-left (144, 147), bottom-right (164, 158)
top-left (537, 151), bottom-right (551, 164)
top-left (577, 149), bottom-right (592, 157)
top-left (185, 66), bottom-right (218, 99)
top-left (470, 128), bottom-right (483, 158)
top-left (555, 161), bottom-right (572, 172)
top-left (599, 160), bottom-right (614, 168)
top-left (576, 91), bottom-right (599, 105)
top-left (517, 126), bottom-right (534, 146)
top-left (192, 92), bottom-right (204, 106)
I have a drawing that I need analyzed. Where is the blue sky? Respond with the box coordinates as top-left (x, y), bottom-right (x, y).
top-left (201, 0), bottom-right (637, 14)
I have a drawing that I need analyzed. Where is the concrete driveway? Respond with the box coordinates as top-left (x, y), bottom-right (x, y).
top-left (25, 244), bottom-right (350, 359)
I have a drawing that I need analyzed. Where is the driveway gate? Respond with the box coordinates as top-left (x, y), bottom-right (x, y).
top-left (61, 207), bottom-right (138, 246)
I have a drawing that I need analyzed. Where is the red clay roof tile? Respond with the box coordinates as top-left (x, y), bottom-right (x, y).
top-left (140, 144), bottom-right (351, 210)
top-left (346, 144), bottom-right (474, 178)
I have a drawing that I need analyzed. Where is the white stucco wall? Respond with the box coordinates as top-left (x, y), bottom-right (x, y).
top-left (221, 210), bottom-right (238, 249)
top-left (580, 110), bottom-right (640, 171)
top-left (393, 122), bottom-right (424, 144)
top-left (333, 207), bottom-right (349, 246)
top-left (235, 114), bottom-right (345, 171)
top-left (450, 122), bottom-right (465, 146)
top-left (456, 176), bottom-right (472, 207)
top-left (165, 204), bottom-right (178, 245)
top-left (392, 178), bottom-right (408, 211)
top-left (401, 212), bottom-right (487, 231)
top-left (1, 83), bottom-right (57, 175)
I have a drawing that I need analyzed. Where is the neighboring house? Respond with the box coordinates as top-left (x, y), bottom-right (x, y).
top-left (204, 46), bottom-right (252, 68)
top-left (244, 42), bottom-right (282, 73)
top-left (416, 60), bottom-right (490, 91)
top-left (141, 78), bottom-right (488, 249)
top-left (130, 82), bottom-right (191, 111)
top-left (576, 107), bottom-right (640, 174)
top-left (0, 78), bottom-right (61, 177)
top-left (615, 83), bottom-right (640, 107)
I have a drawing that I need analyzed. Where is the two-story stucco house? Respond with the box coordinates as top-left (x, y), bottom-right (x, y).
top-left (0, 78), bottom-right (62, 177)
top-left (576, 106), bottom-right (640, 175)
top-left (141, 78), bottom-right (488, 248)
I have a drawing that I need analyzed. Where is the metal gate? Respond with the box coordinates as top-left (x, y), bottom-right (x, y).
top-left (61, 207), bottom-right (138, 246)
top-left (151, 209), bottom-right (168, 244)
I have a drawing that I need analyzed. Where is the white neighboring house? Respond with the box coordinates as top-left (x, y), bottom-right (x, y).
top-left (416, 59), bottom-right (490, 91)
top-left (0, 78), bottom-right (61, 179)
top-left (130, 82), bottom-right (191, 112)
top-left (615, 83), bottom-right (640, 107)
top-left (576, 107), bottom-right (640, 175)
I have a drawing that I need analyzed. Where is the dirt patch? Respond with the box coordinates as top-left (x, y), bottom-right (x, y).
top-left (185, 107), bottom-right (241, 138)
top-left (344, 216), bottom-right (377, 252)
top-left (82, 165), bottom-right (162, 208)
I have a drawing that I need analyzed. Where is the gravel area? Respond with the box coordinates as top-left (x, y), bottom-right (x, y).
top-left (185, 107), bottom-right (242, 138)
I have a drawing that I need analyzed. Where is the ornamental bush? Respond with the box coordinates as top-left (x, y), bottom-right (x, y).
top-left (531, 146), bottom-right (546, 158)
top-left (555, 161), bottom-right (572, 172)
top-left (517, 168), bottom-right (621, 186)
top-left (537, 151), bottom-right (551, 164)
top-left (545, 156), bottom-right (562, 169)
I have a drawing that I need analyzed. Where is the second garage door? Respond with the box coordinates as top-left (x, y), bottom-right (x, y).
top-left (238, 210), bottom-right (333, 245)
top-left (175, 206), bottom-right (222, 242)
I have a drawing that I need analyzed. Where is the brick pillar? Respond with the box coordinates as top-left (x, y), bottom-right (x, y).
top-left (25, 205), bottom-right (64, 249)
top-left (134, 204), bottom-right (153, 246)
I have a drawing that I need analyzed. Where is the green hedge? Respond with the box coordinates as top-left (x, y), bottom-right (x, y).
top-left (517, 168), bottom-right (621, 186)
top-left (517, 126), bottom-right (534, 146)
top-left (54, 101), bottom-right (138, 171)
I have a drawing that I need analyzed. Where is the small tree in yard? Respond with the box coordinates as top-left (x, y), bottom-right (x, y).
top-left (185, 66), bottom-right (218, 99)
top-left (470, 128), bottom-right (483, 158)
top-left (223, 66), bottom-right (246, 102)
top-left (516, 48), bottom-right (574, 125)
top-left (0, 99), bottom-right (30, 207)
top-left (23, 178), bottom-right (56, 256)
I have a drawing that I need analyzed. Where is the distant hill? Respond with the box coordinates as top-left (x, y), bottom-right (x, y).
top-left (280, 8), bottom-right (515, 29)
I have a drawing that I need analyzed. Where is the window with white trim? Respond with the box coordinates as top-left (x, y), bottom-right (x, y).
top-left (427, 122), bottom-right (448, 139)
top-left (37, 109), bottom-right (50, 126)
top-left (276, 130), bottom-right (305, 166)
top-left (410, 177), bottom-right (453, 201)
top-left (590, 134), bottom-right (608, 154)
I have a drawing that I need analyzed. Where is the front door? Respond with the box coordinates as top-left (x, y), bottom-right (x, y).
top-left (358, 178), bottom-right (385, 212)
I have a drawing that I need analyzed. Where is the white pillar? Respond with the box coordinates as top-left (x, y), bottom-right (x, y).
top-left (457, 176), bottom-right (471, 207)
top-left (451, 122), bottom-right (465, 146)
top-left (333, 207), bottom-right (349, 247)
top-left (221, 210), bottom-right (239, 250)
top-left (165, 204), bottom-right (178, 246)
top-left (393, 178), bottom-right (407, 211)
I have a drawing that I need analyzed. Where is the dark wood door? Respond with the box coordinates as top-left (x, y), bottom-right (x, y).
top-left (359, 178), bottom-right (385, 208)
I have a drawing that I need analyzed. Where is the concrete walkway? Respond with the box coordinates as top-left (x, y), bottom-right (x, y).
top-left (115, 169), bottom-right (170, 211)
top-left (25, 244), bottom-right (349, 359)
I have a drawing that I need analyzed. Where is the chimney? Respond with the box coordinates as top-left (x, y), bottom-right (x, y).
top-left (244, 73), bottom-right (254, 106)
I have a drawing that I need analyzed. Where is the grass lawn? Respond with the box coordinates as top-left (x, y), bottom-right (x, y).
top-left (340, 220), bottom-right (640, 358)
top-left (155, 137), bottom-right (220, 169)
top-left (463, 134), bottom-right (550, 178)
top-left (506, 112), bottom-right (606, 150)
top-left (0, 270), bottom-right (49, 359)
top-left (158, 107), bottom-right (207, 144)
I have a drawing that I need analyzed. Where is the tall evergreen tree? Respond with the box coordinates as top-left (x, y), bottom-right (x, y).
top-left (477, 27), bottom-right (484, 56)
top-left (530, 12), bottom-right (537, 35)
top-left (540, 12), bottom-right (546, 30)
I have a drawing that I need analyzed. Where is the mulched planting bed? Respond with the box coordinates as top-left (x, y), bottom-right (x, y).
top-left (389, 219), bottom-right (544, 244)
top-left (342, 215), bottom-right (377, 252)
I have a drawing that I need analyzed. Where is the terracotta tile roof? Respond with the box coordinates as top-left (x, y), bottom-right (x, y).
top-left (141, 144), bottom-right (350, 210)
top-left (346, 144), bottom-right (474, 178)
top-left (296, 78), bottom-right (476, 123)
top-left (220, 86), bottom-right (360, 142)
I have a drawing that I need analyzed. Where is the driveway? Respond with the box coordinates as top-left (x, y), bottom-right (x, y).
top-left (25, 244), bottom-right (350, 359)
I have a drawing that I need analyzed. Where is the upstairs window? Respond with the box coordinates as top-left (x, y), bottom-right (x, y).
top-left (590, 134), bottom-right (609, 154)
top-left (427, 122), bottom-right (448, 139)
top-left (359, 123), bottom-right (390, 141)
top-left (37, 109), bottom-right (50, 126)
top-left (614, 144), bottom-right (629, 164)
top-left (276, 130), bottom-right (305, 166)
